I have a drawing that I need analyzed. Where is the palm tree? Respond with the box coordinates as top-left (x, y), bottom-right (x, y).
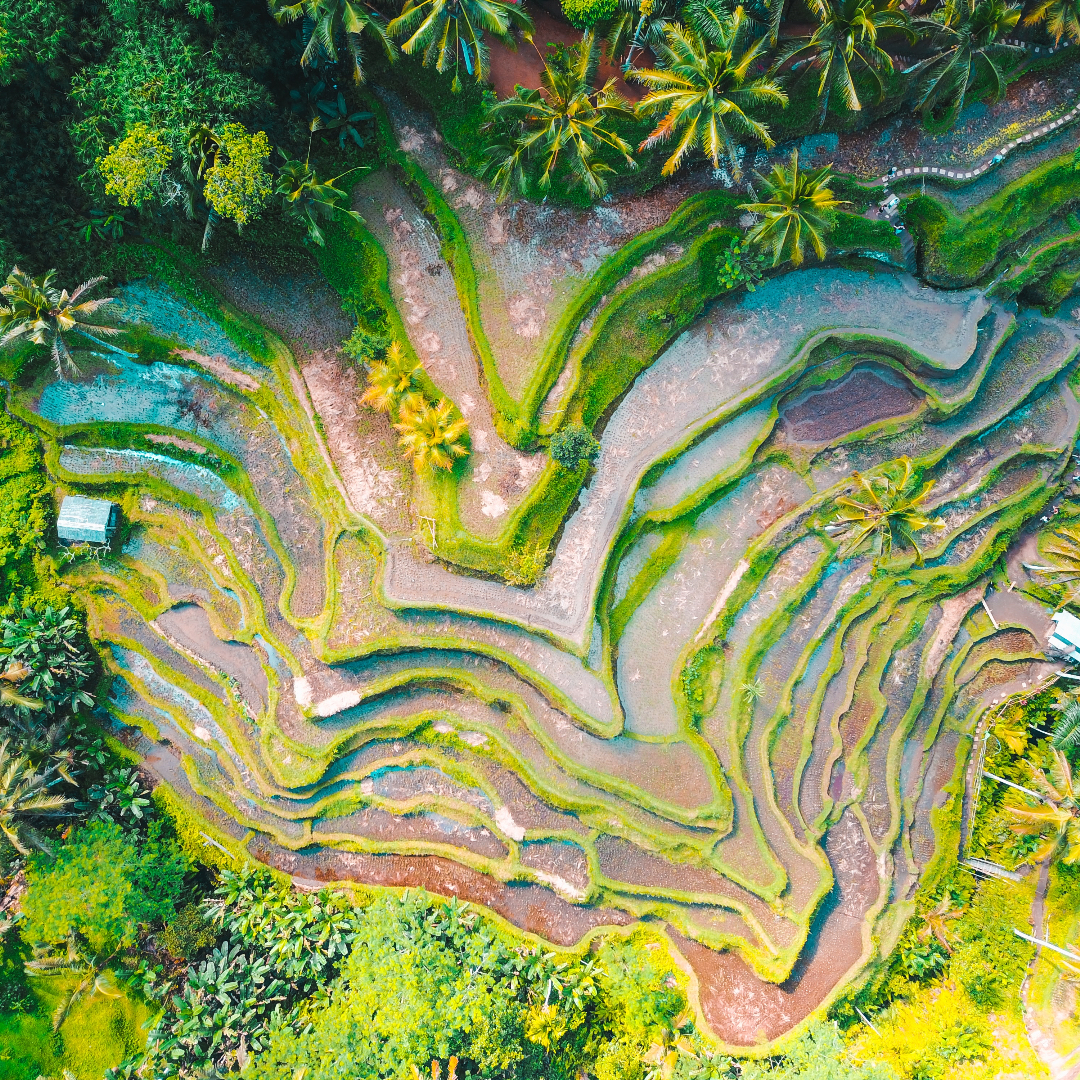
top-left (393, 397), bottom-right (469, 471)
top-left (1007, 748), bottom-right (1080, 865)
top-left (389, 0), bottom-right (532, 89)
top-left (270, 0), bottom-right (394, 83)
top-left (0, 267), bottom-right (128, 380)
top-left (907, 0), bottom-right (1022, 128)
top-left (26, 936), bottom-right (122, 1032)
top-left (484, 35), bottom-right (636, 200)
top-left (0, 740), bottom-right (71, 855)
top-left (1025, 0), bottom-right (1080, 44)
top-left (916, 894), bottom-right (962, 952)
top-left (824, 456), bottom-right (937, 565)
top-left (1053, 699), bottom-right (1080, 751)
top-left (360, 342), bottom-right (425, 413)
top-left (277, 158), bottom-right (366, 246)
top-left (629, 3), bottom-right (787, 177)
top-left (741, 150), bottom-right (845, 265)
top-left (1027, 521), bottom-right (1080, 604)
top-left (608, 0), bottom-right (680, 68)
top-left (779, 0), bottom-right (912, 125)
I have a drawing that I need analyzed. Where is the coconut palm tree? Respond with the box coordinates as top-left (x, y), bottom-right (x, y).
top-left (1053, 698), bottom-right (1080, 751)
top-left (916, 894), bottom-right (962, 952)
top-left (484, 34), bottom-right (636, 200)
top-left (270, 0), bottom-right (394, 82)
top-left (779, 0), bottom-right (912, 125)
top-left (1025, 0), bottom-right (1080, 44)
top-left (629, 2), bottom-right (787, 177)
top-left (1027, 521), bottom-right (1080, 604)
top-left (0, 267), bottom-right (128, 380)
top-left (608, 0), bottom-right (680, 68)
top-left (1007, 748), bottom-right (1080, 865)
top-left (741, 150), bottom-right (845, 265)
top-left (389, 0), bottom-right (532, 89)
top-left (277, 157), bottom-right (366, 246)
top-left (907, 0), bottom-right (1022, 127)
top-left (360, 342), bottom-right (425, 413)
top-left (393, 397), bottom-right (469, 471)
top-left (824, 456), bottom-right (937, 565)
top-left (26, 935), bottom-right (123, 1032)
top-left (0, 740), bottom-right (71, 855)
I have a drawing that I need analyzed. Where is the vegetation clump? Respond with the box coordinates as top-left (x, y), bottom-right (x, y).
top-left (550, 423), bottom-right (601, 471)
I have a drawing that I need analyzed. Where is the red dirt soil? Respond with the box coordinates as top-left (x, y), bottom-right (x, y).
top-left (487, 0), bottom-right (648, 100)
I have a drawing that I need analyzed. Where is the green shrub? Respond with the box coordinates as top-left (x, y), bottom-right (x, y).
top-left (550, 424), bottom-right (601, 471)
top-left (160, 902), bottom-right (216, 961)
top-left (561, 0), bottom-right (619, 27)
top-left (21, 819), bottom-right (187, 952)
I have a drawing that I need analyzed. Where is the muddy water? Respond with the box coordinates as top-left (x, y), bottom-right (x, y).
top-left (669, 811), bottom-right (879, 1045)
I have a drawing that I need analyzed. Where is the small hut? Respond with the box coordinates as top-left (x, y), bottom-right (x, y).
top-left (56, 495), bottom-right (119, 547)
top-left (1048, 610), bottom-right (1080, 664)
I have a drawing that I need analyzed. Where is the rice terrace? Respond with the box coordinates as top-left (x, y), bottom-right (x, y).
top-left (10, 0), bottom-right (1080, 1076)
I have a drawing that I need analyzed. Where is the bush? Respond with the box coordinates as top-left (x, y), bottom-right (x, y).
top-left (550, 424), bottom-right (600, 471)
top-left (21, 818), bottom-right (187, 953)
top-left (160, 902), bottom-right (216, 961)
top-left (561, 0), bottom-right (619, 27)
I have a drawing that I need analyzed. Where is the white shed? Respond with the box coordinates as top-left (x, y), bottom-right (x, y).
top-left (56, 496), bottom-right (119, 546)
top-left (1048, 610), bottom-right (1080, 663)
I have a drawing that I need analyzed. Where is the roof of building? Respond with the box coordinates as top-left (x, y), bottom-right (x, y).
top-left (56, 495), bottom-right (118, 543)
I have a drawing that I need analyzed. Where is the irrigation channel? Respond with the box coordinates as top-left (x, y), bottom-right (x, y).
top-left (11, 133), bottom-right (1080, 1049)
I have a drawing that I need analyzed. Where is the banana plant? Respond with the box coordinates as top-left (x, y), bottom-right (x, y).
top-left (276, 156), bottom-right (366, 246)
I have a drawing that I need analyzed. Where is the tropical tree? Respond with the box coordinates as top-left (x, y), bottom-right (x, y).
top-left (916, 895), bottom-right (962, 953)
top-left (181, 123), bottom-right (274, 250)
top-left (1028, 521), bottom-right (1080, 604)
top-left (25, 935), bottom-right (124, 1032)
top-left (484, 34), bottom-right (636, 200)
top-left (1007, 748), bottom-right (1080, 865)
top-left (360, 342), bottom-right (425, 412)
top-left (277, 158), bottom-right (365, 246)
top-left (629, 2), bottom-right (787, 177)
top-left (907, 0), bottom-right (1023, 127)
top-left (779, 0), bottom-right (912, 124)
top-left (824, 456), bottom-right (937, 565)
top-left (1053, 698), bottom-right (1080, 751)
top-left (0, 605), bottom-right (95, 718)
top-left (270, 0), bottom-right (395, 82)
top-left (394, 397), bottom-right (470, 471)
top-left (0, 267), bottom-right (127, 379)
top-left (388, 0), bottom-right (532, 89)
top-left (1025, 0), bottom-right (1080, 44)
top-left (0, 740), bottom-right (70, 855)
top-left (741, 150), bottom-right (845, 265)
top-left (607, 0), bottom-right (680, 67)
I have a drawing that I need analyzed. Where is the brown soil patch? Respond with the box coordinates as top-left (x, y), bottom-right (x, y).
top-left (249, 840), bottom-right (634, 947)
top-left (175, 349), bottom-right (260, 392)
top-left (486, 0), bottom-right (646, 101)
top-left (146, 433), bottom-right (208, 455)
top-left (781, 366), bottom-right (921, 445)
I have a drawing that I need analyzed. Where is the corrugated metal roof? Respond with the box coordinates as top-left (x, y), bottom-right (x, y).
top-left (57, 495), bottom-right (118, 543)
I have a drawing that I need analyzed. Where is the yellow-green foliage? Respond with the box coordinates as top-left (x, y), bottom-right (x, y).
top-left (98, 122), bottom-right (172, 207)
top-left (204, 123), bottom-right (272, 226)
top-left (0, 961), bottom-right (150, 1080)
top-left (851, 982), bottom-right (1034, 1079)
top-left (851, 878), bottom-right (1039, 1079)
top-left (0, 407), bottom-right (60, 610)
top-left (906, 151), bottom-right (1080, 286)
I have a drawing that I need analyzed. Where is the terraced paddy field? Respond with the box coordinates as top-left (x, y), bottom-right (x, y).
top-left (10, 123), bottom-right (1080, 1052)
